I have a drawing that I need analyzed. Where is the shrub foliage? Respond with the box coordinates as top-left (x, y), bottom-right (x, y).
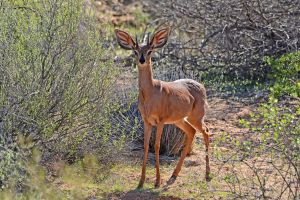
top-left (0, 0), bottom-right (120, 188)
top-left (214, 51), bottom-right (299, 199)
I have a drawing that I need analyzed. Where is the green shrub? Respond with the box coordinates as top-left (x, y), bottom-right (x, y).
top-left (213, 51), bottom-right (299, 199)
top-left (266, 51), bottom-right (300, 99)
top-left (0, 0), bottom-right (125, 189)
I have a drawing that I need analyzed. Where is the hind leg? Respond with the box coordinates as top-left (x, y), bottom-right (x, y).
top-left (187, 117), bottom-right (211, 181)
top-left (187, 121), bottom-right (209, 155)
top-left (167, 119), bottom-right (196, 184)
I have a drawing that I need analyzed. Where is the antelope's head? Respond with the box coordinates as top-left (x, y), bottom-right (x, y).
top-left (115, 28), bottom-right (170, 68)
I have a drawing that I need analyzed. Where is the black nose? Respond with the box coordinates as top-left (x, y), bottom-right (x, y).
top-left (139, 54), bottom-right (145, 64)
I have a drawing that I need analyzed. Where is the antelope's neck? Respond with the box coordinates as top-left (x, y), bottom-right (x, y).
top-left (138, 61), bottom-right (154, 99)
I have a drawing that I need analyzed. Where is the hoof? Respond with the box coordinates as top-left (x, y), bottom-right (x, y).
top-left (155, 179), bottom-right (161, 188)
top-left (167, 175), bottom-right (177, 185)
top-left (205, 173), bottom-right (212, 182)
top-left (137, 181), bottom-right (144, 189)
top-left (154, 183), bottom-right (160, 188)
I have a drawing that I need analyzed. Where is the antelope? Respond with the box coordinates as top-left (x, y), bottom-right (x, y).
top-left (115, 27), bottom-right (211, 188)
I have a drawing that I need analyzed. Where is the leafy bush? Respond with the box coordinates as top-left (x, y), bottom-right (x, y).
top-left (214, 51), bottom-right (299, 199)
top-left (0, 0), bottom-right (124, 189)
top-left (0, 150), bottom-right (105, 199)
top-left (266, 51), bottom-right (300, 99)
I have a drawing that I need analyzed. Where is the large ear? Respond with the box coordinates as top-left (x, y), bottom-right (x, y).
top-left (115, 29), bottom-right (136, 50)
top-left (150, 27), bottom-right (170, 49)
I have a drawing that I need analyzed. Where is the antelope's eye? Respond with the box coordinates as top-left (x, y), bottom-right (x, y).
top-left (147, 51), bottom-right (152, 55)
top-left (134, 50), bottom-right (138, 56)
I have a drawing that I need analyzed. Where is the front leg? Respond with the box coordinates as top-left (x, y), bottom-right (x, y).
top-left (137, 121), bottom-right (152, 188)
top-left (154, 123), bottom-right (164, 188)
